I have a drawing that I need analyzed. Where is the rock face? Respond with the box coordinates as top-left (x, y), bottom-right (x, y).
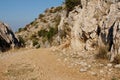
top-left (17, 0), bottom-right (120, 61)
top-left (0, 22), bottom-right (20, 52)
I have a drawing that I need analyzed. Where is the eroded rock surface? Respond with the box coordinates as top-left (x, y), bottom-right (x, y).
top-left (0, 22), bottom-right (20, 52)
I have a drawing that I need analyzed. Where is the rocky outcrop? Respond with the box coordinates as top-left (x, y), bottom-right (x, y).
top-left (17, 0), bottom-right (120, 62)
top-left (0, 22), bottom-right (20, 52)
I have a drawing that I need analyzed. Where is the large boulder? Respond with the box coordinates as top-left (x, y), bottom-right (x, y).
top-left (0, 22), bottom-right (20, 52)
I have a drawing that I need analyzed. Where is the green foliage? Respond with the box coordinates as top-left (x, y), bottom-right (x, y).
top-left (38, 30), bottom-right (48, 37)
top-left (18, 28), bottom-right (23, 32)
top-left (47, 27), bottom-right (58, 40)
top-left (30, 21), bottom-right (38, 26)
top-left (38, 27), bottom-right (58, 41)
top-left (32, 39), bottom-right (38, 46)
top-left (65, 0), bottom-right (81, 11)
top-left (36, 44), bottom-right (40, 49)
top-left (111, 77), bottom-right (118, 80)
top-left (30, 34), bottom-right (37, 40)
top-left (39, 14), bottom-right (45, 19)
top-left (18, 27), bottom-right (27, 32)
top-left (18, 36), bottom-right (25, 46)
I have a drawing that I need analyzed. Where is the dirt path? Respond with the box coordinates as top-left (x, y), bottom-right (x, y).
top-left (0, 48), bottom-right (97, 80)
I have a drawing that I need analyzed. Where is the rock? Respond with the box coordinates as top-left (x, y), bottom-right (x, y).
top-left (100, 70), bottom-right (104, 74)
top-left (99, 64), bottom-right (104, 67)
top-left (0, 22), bottom-right (20, 52)
top-left (89, 71), bottom-right (97, 76)
top-left (107, 63), bottom-right (113, 68)
top-left (16, 0), bottom-right (120, 63)
top-left (100, 78), bottom-right (105, 80)
top-left (114, 64), bottom-right (120, 69)
top-left (80, 68), bottom-right (88, 72)
top-left (79, 62), bottom-right (87, 67)
top-left (88, 65), bottom-right (91, 68)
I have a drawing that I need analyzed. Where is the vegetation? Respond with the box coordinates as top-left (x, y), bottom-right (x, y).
top-left (30, 34), bottom-right (37, 40)
top-left (50, 6), bottom-right (63, 13)
top-left (47, 27), bottom-right (58, 40)
top-left (113, 54), bottom-right (120, 64)
top-left (18, 28), bottom-right (23, 32)
top-left (18, 36), bottom-right (25, 47)
top-left (36, 44), bottom-right (40, 49)
top-left (95, 46), bottom-right (108, 59)
top-left (65, 0), bottom-right (81, 12)
top-left (30, 21), bottom-right (38, 26)
top-left (32, 39), bottom-right (39, 47)
top-left (38, 27), bottom-right (58, 41)
top-left (39, 14), bottom-right (45, 19)
top-left (111, 77), bottom-right (119, 80)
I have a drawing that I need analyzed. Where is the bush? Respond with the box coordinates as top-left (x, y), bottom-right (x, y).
top-left (18, 36), bottom-right (25, 47)
top-left (18, 28), bottom-right (23, 32)
top-left (39, 14), bottom-right (45, 19)
top-left (113, 54), bottom-right (120, 64)
top-left (36, 44), bottom-right (40, 49)
top-left (95, 46), bottom-right (108, 59)
top-left (38, 30), bottom-right (48, 37)
top-left (32, 39), bottom-right (38, 46)
top-left (38, 27), bottom-right (58, 41)
top-left (30, 21), bottom-right (38, 26)
top-left (65, 0), bottom-right (81, 11)
top-left (30, 34), bottom-right (37, 40)
top-left (47, 27), bottom-right (58, 40)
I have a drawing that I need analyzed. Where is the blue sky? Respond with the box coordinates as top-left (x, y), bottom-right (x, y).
top-left (0, 0), bottom-right (63, 32)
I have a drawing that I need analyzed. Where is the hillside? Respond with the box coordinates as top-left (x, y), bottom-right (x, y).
top-left (17, 0), bottom-right (120, 62)
top-left (0, 0), bottom-right (120, 80)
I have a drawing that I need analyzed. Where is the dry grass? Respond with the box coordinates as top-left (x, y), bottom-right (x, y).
top-left (112, 54), bottom-right (120, 64)
top-left (95, 46), bottom-right (108, 59)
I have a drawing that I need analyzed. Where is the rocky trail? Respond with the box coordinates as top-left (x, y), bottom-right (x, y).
top-left (0, 48), bottom-right (120, 80)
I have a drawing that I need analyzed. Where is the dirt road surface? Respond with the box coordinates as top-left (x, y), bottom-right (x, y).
top-left (0, 48), bottom-right (99, 80)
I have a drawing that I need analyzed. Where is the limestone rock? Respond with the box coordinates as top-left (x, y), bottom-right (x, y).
top-left (0, 22), bottom-right (20, 52)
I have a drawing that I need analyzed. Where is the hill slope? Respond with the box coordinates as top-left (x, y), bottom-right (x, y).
top-left (17, 0), bottom-right (120, 63)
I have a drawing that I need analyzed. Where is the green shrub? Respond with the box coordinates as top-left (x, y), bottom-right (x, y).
top-left (39, 14), bottom-right (45, 19)
top-left (32, 39), bottom-right (38, 46)
top-left (30, 21), bottom-right (38, 26)
top-left (36, 44), bottom-right (40, 49)
top-left (65, 0), bottom-right (81, 11)
top-left (50, 6), bottom-right (63, 13)
top-left (18, 28), bottom-right (23, 32)
top-left (47, 27), bottom-right (58, 40)
top-left (38, 30), bottom-right (48, 37)
top-left (30, 34), bottom-right (37, 40)
top-left (38, 27), bottom-right (58, 41)
top-left (18, 36), bottom-right (25, 47)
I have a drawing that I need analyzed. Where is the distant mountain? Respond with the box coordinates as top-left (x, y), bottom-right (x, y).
top-left (0, 22), bottom-right (21, 52)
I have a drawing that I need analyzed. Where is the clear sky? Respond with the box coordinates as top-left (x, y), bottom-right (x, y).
top-left (0, 0), bottom-right (63, 32)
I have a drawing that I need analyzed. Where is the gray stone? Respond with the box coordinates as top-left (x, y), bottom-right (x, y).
top-left (107, 63), bottom-right (113, 68)
top-left (0, 22), bottom-right (20, 52)
top-left (114, 64), bottom-right (120, 69)
top-left (90, 71), bottom-right (97, 76)
top-left (80, 68), bottom-right (88, 72)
